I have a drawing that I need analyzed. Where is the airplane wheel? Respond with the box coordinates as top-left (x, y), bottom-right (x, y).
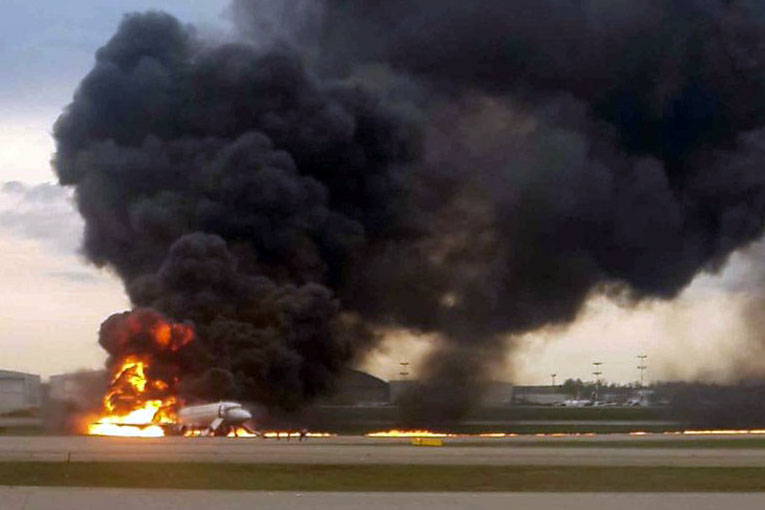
top-left (214, 426), bottom-right (231, 437)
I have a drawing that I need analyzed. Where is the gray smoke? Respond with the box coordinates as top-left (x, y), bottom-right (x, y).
top-left (53, 1), bottom-right (765, 420)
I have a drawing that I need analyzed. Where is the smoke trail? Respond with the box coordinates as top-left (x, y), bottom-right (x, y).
top-left (54, 2), bottom-right (765, 418)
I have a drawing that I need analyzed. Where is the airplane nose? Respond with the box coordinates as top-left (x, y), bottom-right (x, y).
top-left (227, 409), bottom-right (252, 423)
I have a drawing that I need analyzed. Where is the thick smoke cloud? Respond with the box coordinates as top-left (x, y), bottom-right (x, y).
top-left (54, 2), bottom-right (765, 419)
top-left (306, 0), bottom-right (765, 418)
top-left (54, 11), bottom-right (404, 411)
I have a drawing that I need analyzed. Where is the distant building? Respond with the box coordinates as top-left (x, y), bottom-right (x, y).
top-left (48, 370), bottom-right (107, 409)
top-left (600, 387), bottom-right (637, 404)
top-left (323, 369), bottom-right (390, 406)
top-left (481, 382), bottom-right (514, 406)
top-left (512, 385), bottom-right (655, 406)
top-left (390, 380), bottom-right (514, 406)
top-left (625, 389), bottom-right (655, 406)
top-left (0, 369), bottom-right (41, 413)
top-left (512, 385), bottom-right (568, 405)
top-left (389, 379), bottom-right (415, 403)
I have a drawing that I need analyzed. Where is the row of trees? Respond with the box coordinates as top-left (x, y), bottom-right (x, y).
top-left (559, 378), bottom-right (648, 398)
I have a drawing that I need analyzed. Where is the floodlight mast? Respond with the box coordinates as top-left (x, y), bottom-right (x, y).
top-left (399, 361), bottom-right (410, 380)
top-left (592, 362), bottom-right (603, 401)
top-left (637, 355), bottom-right (648, 387)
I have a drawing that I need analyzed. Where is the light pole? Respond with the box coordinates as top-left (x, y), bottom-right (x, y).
top-left (637, 355), bottom-right (648, 387)
top-left (592, 362), bottom-right (603, 402)
top-left (551, 373), bottom-right (557, 387)
top-left (399, 361), bottom-right (410, 380)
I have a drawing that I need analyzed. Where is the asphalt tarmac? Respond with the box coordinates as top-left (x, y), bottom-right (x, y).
top-left (2, 434), bottom-right (765, 466)
top-left (3, 487), bottom-right (765, 510)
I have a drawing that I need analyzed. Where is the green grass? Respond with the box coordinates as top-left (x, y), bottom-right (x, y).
top-left (0, 426), bottom-right (45, 436)
top-left (324, 425), bottom-right (680, 436)
top-left (441, 424), bottom-right (679, 435)
top-left (446, 438), bottom-right (765, 448)
top-left (299, 406), bottom-right (679, 434)
top-left (309, 405), bottom-right (667, 426)
top-left (0, 408), bottom-right (39, 418)
top-left (465, 406), bottom-right (668, 421)
top-left (1, 463), bottom-right (765, 491)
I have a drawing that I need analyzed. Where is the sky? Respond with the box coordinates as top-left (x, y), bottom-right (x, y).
top-left (0, 1), bottom-right (229, 377)
top-left (0, 0), bottom-right (761, 384)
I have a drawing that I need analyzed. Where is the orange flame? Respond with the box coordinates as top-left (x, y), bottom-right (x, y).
top-left (87, 356), bottom-right (180, 437)
top-left (365, 429), bottom-right (456, 438)
top-left (681, 429), bottom-right (765, 435)
top-left (87, 315), bottom-right (194, 437)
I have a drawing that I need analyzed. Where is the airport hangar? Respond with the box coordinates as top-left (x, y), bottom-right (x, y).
top-left (0, 369), bottom-right (40, 414)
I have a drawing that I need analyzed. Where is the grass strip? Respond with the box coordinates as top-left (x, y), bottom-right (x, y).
top-left (445, 438), bottom-right (765, 449)
top-left (1, 463), bottom-right (765, 492)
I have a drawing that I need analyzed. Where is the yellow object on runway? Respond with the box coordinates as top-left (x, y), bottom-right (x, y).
top-left (411, 437), bottom-right (443, 446)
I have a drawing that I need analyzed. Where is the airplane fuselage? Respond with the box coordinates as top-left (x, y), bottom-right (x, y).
top-left (174, 401), bottom-right (252, 435)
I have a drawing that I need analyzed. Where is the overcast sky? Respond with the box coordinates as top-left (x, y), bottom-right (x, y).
top-left (0, 0), bottom-right (760, 384)
top-left (0, 1), bottom-right (229, 377)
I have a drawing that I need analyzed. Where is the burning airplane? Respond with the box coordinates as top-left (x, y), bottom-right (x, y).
top-left (54, 2), bottom-right (765, 426)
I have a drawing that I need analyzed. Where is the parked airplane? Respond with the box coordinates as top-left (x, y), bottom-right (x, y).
top-left (561, 399), bottom-right (593, 407)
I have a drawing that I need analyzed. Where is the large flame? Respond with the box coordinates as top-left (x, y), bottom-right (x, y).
top-left (87, 357), bottom-right (180, 437)
top-left (366, 429), bottom-right (456, 438)
top-left (87, 315), bottom-right (194, 437)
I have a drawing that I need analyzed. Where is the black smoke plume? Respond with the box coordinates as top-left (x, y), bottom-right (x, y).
top-left (54, 2), bottom-right (765, 419)
top-left (54, 11), bottom-right (404, 411)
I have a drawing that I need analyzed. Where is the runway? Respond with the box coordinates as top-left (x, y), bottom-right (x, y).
top-left (3, 434), bottom-right (765, 466)
top-left (3, 487), bottom-right (765, 510)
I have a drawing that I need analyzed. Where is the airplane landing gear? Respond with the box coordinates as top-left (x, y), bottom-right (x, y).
top-left (213, 425), bottom-right (232, 437)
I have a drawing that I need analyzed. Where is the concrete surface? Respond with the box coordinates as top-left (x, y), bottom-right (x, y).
top-left (2, 487), bottom-right (765, 510)
top-left (2, 435), bottom-right (765, 466)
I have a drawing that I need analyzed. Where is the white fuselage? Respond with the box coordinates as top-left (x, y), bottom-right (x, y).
top-left (562, 399), bottom-right (591, 407)
top-left (176, 402), bottom-right (252, 432)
